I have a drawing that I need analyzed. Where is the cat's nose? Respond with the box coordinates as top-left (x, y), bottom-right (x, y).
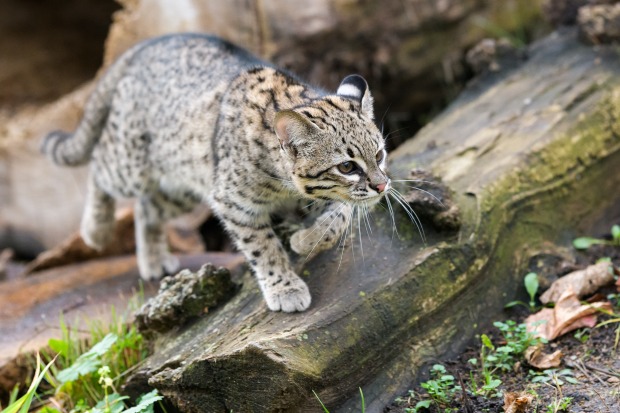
top-left (371, 181), bottom-right (388, 193)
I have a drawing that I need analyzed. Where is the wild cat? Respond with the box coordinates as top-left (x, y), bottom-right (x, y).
top-left (43, 33), bottom-right (391, 312)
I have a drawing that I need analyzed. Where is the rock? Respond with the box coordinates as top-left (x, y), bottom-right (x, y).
top-left (466, 38), bottom-right (525, 74)
top-left (122, 29), bottom-right (620, 412)
top-left (402, 168), bottom-right (461, 232)
top-left (135, 264), bottom-right (237, 335)
top-left (578, 3), bottom-right (620, 43)
top-left (543, 0), bottom-right (590, 25)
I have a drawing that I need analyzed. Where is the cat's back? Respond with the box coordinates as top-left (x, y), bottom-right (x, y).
top-left (122, 33), bottom-right (264, 91)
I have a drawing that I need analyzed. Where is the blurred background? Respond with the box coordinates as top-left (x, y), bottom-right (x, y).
top-left (0, 0), bottom-right (549, 271)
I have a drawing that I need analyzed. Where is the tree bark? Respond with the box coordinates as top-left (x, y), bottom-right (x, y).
top-left (122, 29), bottom-right (620, 412)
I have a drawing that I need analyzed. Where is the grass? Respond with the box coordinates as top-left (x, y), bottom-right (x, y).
top-left (0, 288), bottom-right (158, 413)
top-left (314, 388), bottom-right (365, 413)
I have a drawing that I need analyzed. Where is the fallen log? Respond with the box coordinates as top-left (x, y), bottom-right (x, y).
top-left (122, 28), bottom-right (620, 412)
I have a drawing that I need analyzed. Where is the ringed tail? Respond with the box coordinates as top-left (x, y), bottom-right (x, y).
top-left (41, 47), bottom-right (138, 166)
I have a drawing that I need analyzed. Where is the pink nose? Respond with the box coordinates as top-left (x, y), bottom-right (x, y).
top-left (376, 182), bottom-right (387, 193)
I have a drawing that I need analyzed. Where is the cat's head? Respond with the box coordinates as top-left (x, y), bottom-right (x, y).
top-left (275, 75), bottom-right (390, 205)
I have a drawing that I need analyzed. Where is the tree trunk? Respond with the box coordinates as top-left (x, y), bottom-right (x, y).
top-left (122, 28), bottom-right (620, 412)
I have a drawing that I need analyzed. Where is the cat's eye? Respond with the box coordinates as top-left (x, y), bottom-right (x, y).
top-left (376, 150), bottom-right (384, 163)
top-left (337, 161), bottom-right (356, 174)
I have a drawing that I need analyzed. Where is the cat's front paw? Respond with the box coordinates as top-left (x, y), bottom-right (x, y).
top-left (263, 275), bottom-right (311, 312)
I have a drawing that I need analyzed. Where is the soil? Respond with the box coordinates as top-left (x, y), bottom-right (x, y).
top-left (385, 244), bottom-right (620, 413)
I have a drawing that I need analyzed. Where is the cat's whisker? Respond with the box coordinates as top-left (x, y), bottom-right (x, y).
top-left (356, 205), bottom-right (365, 263)
top-left (391, 179), bottom-right (438, 185)
top-left (299, 203), bottom-right (342, 242)
top-left (389, 189), bottom-right (426, 244)
top-left (349, 205), bottom-right (356, 264)
top-left (402, 186), bottom-right (445, 208)
top-left (336, 207), bottom-right (353, 271)
top-left (385, 194), bottom-right (399, 243)
top-left (303, 204), bottom-right (346, 263)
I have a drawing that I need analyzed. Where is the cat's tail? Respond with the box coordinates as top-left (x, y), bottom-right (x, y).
top-left (42, 49), bottom-right (137, 166)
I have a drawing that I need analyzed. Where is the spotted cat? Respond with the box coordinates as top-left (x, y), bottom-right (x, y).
top-left (43, 34), bottom-right (390, 312)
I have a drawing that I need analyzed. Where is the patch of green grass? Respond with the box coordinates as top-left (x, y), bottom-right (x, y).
top-left (2, 289), bottom-right (159, 413)
top-left (0, 354), bottom-right (56, 413)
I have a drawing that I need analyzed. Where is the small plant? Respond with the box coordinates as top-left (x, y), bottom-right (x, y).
top-left (404, 400), bottom-right (432, 413)
top-left (529, 369), bottom-right (578, 385)
top-left (546, 396), bottom-right (573, 413)
top-left (573, 224), bottom-right (620, 249)
top-left (573, 328), bottom-right (590, 344)
top-left (505, 272), bottom-right (540, 312)
top-left (419, 364), bottom-right (458, 406)
top-left (467, 335), bottom-right (502, 398)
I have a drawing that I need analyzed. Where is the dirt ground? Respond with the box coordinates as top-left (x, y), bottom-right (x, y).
top-left (385, 244), bottom-right (620, 413)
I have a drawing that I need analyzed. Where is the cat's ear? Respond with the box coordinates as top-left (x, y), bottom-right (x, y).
top-left (337, 74), bottom-right (374, 120)
top-left (274, 110), bottom-right (320, 156)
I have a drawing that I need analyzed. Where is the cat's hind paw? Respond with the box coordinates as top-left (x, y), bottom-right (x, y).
top-left (263, 276), bottom-right (311, 312)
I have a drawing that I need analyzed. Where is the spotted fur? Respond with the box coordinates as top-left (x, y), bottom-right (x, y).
top-left (43, 34), bottom-right (390, 312)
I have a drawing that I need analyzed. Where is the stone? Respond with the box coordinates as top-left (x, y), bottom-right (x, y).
top-left (135, 264), bottom-right (237, 335)
top-left (578, 3), bottom-right (620, 43)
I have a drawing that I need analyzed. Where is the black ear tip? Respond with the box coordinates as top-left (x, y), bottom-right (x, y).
top-left (337, 74), bottom-right (369, 101)
top-left (341, 74), bottom-right (368, 90)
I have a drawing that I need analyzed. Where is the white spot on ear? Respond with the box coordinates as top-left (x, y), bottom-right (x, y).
top-left (336, 84), bottom-right (362, 99)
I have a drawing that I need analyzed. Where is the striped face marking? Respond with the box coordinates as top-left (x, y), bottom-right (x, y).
top-left (274, 74), bottom-right (390, 204)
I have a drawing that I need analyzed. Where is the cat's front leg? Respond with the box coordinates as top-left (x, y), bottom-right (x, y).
top-left (211, 196), bottom-right (311, 312)
top-left (290, 201), bottom-right (353, 260)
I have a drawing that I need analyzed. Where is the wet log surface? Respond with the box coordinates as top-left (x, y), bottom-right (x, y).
top-left (121, 29), bottom-right (620, 413)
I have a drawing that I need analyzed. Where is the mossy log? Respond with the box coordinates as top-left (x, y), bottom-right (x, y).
top-left (123, 29), bottom-right (620, 412)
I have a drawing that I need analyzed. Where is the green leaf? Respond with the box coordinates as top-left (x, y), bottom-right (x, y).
top-left (504, 300), bottom-right (527, 309)
top-left (612, 225), bottom-right (620, 241)
top-left (1, 354), bottom-right (56, 413)
top-left (524, 272), bottom-right (539, 302)
top-left (56, 356), bottom-right (101, 384)
top-left (122, 390), bottom-right (163, 413)
top-left (38, 407), bottom-right (61, 413)
top-left (481, 334), bottom-right (494, 350)
top-left (359, 387), bottom-right (365, 413)
top-left (564, 376), bottom-right (579, 384)
top-left (48, 338), bottom-right (69, 357)
top-left (86, 333), bottom-right (118, 357)
top-left (312, 390), bottom-right (330, 413)
top-left (91, 393), bottom-right (128, 413)
top-left (572, 237), bottom-right (599, 249)
top-left (481, 379), bottom-right (502, 390)
top-left (56, 333), bottom-right (118, 384)
top-left (414, 400), bottom-right (432, 412)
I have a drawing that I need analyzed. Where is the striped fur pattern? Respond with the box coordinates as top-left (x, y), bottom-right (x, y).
top-left (43, 34), bottom-right (390, 312)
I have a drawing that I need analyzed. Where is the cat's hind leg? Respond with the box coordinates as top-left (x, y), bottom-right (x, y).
top-left (134, 192), bottom-right (196, 281)
top-left (80, 173), bottom-right (116, 251)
